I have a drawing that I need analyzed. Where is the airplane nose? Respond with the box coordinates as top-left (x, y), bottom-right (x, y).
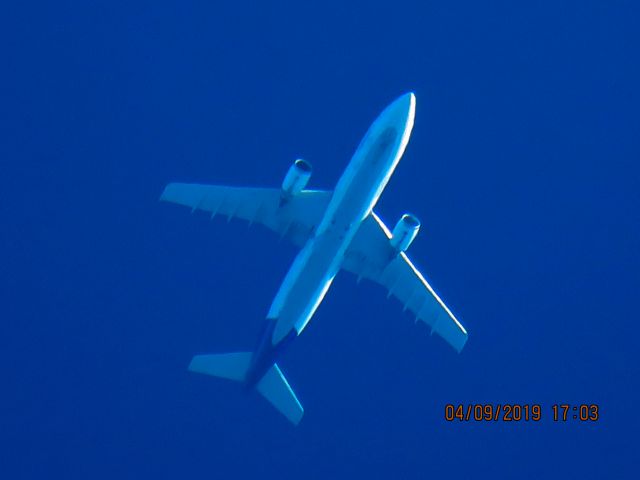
top-left (397, 92), bottom-right (415, 108)
top-left (382, 92), bottom-right (416, 126)
top-left (397, 91), bottom-right (416, 118)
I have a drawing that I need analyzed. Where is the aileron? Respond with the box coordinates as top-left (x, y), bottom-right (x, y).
top-left (342, 214), bottom-right (468, 352)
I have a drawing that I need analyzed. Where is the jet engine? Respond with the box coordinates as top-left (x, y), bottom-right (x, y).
top-left (390, 214), bottom-right (421, 252)
top-left (282, 159), bottom-right (312, 198)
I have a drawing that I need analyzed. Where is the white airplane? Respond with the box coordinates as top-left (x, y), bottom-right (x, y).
top-left (161, 92), bottom-right (467, 425)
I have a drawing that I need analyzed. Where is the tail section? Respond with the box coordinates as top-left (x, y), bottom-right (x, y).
top-left (188, 352), bottom-right (252, 382)
top-left (188, 352), bottom-right (304, 425)
top-left (256, 364), bottom-right (304, 425)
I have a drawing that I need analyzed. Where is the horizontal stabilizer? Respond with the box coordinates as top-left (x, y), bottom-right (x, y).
top-left (188, 352), bottom-right (252, 382)
top-left (256, 364), bottom-right (304, 425)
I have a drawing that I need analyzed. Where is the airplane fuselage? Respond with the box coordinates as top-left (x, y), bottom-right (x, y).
top-left (245, 93), bottom-right (416, 387)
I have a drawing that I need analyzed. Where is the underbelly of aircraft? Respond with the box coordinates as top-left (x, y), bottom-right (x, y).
top-left (270, 230), bottom-right (344, 343)
top-left (270, 128), bottom-right (400, 344)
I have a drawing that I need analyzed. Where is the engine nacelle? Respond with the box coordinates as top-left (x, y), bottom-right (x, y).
top-left (282, 159), bottom-right (312, 198)
top-left (390, 214), bottom-right (421, 252)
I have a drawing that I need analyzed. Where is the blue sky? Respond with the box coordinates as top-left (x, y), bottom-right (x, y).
top-left (1, 1), bottom-right (638, 478)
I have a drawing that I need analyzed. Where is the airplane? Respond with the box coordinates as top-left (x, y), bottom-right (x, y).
top-left (160, 92), bottom-right (467, 425)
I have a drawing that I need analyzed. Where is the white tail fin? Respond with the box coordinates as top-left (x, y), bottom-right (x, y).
top-left (188, 352), bottom-right (304, 425)
top-left (188, 352), bottom-right (252, 381)
top-left (256, 364), bottom-right (304, 425)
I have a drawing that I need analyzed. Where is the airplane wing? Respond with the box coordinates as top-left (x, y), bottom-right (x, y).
top-left (160, 183), bottom-right (333, 247)
top-left (342, 212), bottom-right (468, 352)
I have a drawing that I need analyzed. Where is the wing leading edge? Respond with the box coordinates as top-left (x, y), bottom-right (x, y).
top-left (160, 183), bottom-right (333, 247)
top-left (342, 212), bottom-right (468, 352)
top-left (161, 183), bottom-right (467, 350)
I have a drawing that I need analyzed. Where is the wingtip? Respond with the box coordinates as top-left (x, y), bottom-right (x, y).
top-left (159, 183), bottom-right (173, 202)
top-left (291, 410), bottom-right (304, 426)
top-left (455, 333), bottom-right (469, 353)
